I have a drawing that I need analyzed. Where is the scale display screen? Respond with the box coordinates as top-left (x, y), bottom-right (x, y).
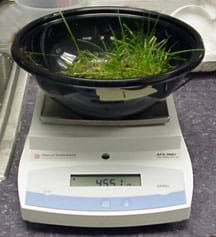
top-left (70, 174), bottom-right (141, 187)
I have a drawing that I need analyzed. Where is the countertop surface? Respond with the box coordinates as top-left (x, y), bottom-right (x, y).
top-left (0, 75), bottom-right (216, 237)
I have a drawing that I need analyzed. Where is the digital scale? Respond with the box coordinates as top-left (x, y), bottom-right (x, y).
top-left (18, 90), bottom-right (193, 227)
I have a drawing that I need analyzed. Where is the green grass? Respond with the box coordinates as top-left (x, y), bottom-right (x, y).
top-left (24, 12), bottom-right (203, 80)
top-left (62, 11), bottom-right (185, 80)
top-left (66, 36), bottom-right (178, 79)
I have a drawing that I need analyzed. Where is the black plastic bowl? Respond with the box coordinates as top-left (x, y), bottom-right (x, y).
top-left (11, 7), bottom-right (204, 119)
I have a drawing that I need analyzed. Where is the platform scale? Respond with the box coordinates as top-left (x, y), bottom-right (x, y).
top-left (18, 90), bottom-right (193, 227)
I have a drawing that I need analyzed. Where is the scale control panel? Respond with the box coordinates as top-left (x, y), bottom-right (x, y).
top-left (25, 166), bottom-right (186, 212)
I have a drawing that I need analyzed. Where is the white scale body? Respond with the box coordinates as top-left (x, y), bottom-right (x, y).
top-left (18, 92), bottom-right (193, 227)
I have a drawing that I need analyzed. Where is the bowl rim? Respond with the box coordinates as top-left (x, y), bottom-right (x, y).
top-left (11, 6), bottom-right (205, 88)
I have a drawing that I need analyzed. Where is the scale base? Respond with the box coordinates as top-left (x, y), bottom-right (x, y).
top-left (18, 91), bottom-right (193, 227)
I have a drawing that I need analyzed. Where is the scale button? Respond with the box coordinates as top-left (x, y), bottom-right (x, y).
top-left (43, 189), bottom-right (52, 196)
top-left (101, 199), bottom-right (111, 208)
top-left (122, 199), bottom-right (131, 208)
